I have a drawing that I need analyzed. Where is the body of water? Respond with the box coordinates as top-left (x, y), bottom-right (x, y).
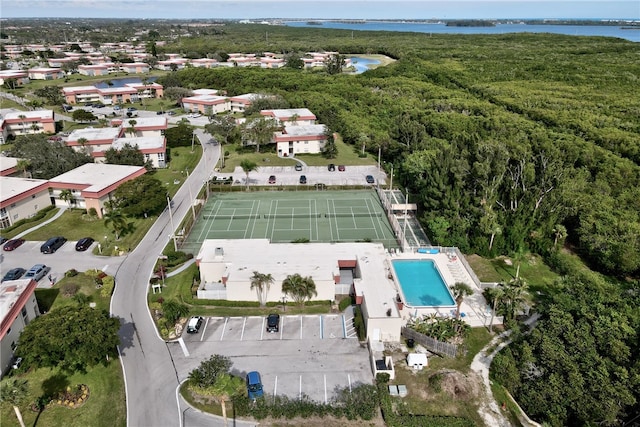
top-left (287, 21), bottom-right (640, 42)
top-left (350, 56), bottom-right (380, 73)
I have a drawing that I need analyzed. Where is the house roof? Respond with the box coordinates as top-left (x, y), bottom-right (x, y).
top-left (112, 116), bottom-right (167, 129)
top-left (192, 89), bottom-right (219, 95)
top-left (182, 94), bottom-right (228, 105)
top-left (0, 176), bottom-right (50, 207)
top-left (112, 136), bottom-right (165, 152)
top-left (0, 109), bottom-right (54, 122)
top-left (0, 278), bottom-right (38, 340)
top-left (0, 157), bottom-right (19, 176)
top-left (48, 163), bottom-right (146, 196)
top-left (261, 108), bottom-right (316, 121)
top-left (275, 124), bottom-right (327, 140)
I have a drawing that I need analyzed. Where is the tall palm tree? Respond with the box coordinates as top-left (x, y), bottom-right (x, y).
top-left (0, 378), bottom-right (28, 427)
top-left (450, 282), bottom-right (474, 320)
top-left (127, 119), bottom-right (137, 137)
top-left (240, 159), bottom-right (257, 191)
top-left (502, 277), bottom-right (529, 322)
top-left (282, 273), bottom-right (317, 307)
top-left (104, 208), bottom-right (127, 240)
top-left (17, 114), bottom-right (27, 135)
top-left (30, 123), bottom-right (40, 134)
top-left (250, 271), bottom-right (274, 307)
top-left (242, 117), bottom-right (278, 153)
top-left (15, 159), bottom-right (31, 178)
top-left (483, 285), bottom-right (505, 333)
top-left (59, 189), bottom-right (75, 206)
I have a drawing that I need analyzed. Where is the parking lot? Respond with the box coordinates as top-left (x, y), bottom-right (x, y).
top-left (172, 314), bottom-right (372, 403)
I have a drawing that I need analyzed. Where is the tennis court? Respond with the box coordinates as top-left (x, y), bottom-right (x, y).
top-left (181, 190), bottom-right (399, 253)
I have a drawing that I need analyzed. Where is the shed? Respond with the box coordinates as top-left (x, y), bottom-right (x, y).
top-left (407, 353), bottom-right (428, 370)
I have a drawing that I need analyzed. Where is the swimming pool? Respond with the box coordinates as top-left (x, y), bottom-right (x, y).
top-left (392, 259), bottom-right (455, 307)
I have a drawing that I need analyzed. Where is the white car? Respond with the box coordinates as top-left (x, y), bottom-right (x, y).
top-left (188, 113), bottom-right (202, 118)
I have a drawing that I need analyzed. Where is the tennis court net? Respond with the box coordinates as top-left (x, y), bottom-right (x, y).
top-left (263, 213), bottom-right (322, 219)
top-left (202, 214), bottom-right (260, 220)
top-left (325, 212), bottom-right (382, 218)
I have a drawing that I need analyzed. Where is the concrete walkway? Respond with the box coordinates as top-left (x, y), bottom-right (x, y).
top-left (14, 206), bottom-right (68, 239)
top-left (470, 313), bottom-right (541, 427)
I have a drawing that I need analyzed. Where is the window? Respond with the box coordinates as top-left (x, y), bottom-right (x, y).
top-left (11, 341), bottom-right (17, 351)
top-left (32, 194), bottom-right (36, 198)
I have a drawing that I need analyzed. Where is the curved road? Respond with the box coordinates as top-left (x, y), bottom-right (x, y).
top-left (111, 130), bottom-right (223, 427)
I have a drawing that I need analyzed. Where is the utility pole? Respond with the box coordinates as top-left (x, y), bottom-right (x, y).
top-left (186, 168), bottom-right (196, 220)
top-left (402, 189), bottom-right (409, 252)
top-left (166, 196), bottom-right (177, 251)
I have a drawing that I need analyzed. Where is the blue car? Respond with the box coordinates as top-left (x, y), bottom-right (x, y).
top-left (246, 371), bottom-right (264, 400)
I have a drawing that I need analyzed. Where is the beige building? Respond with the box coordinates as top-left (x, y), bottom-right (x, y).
top-left (0, 278), bottom-right (40, 377)
top-left (0, 109), bottom-right (56, 142)
top-left (0, 176), bottom-right (51, 229)
top-left (48, 163), bottom-right (147, 217)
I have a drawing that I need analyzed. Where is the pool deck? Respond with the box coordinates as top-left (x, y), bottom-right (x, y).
top-left (385, 251), bottom-right (501, 328)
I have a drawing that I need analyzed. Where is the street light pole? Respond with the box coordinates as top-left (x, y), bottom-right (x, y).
top-left (166, 195), bottom-right (177, 251)
top-left (186, 168), bottom-right (196, 220)
top-left (191, 131), bottom-right (196, 153)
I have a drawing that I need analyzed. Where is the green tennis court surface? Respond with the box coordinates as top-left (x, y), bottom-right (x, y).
top-left (181, 190), bottom-right (399, 253)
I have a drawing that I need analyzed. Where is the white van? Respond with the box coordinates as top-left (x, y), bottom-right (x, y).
top-left (186, 316), bottom-right (203, 334)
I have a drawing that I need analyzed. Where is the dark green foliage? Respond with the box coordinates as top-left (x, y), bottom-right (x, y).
top-left (33, 86), bottom-right (63, 105)
top-left (104, 142), bottom-right (151, 169)
top-left (160, 299), bottom-right (189, 325)
top-left (188, 354), bottom-right (232, 388)
top-left (71, 109), bottom-right (96, 122)
top-left (353, 305), bottom-right (366, 340)
top-left (165, 121), bottom-right (195, 148)
top-left (491, 274), bottom-right (640, 426)
top-left (15, 305), bottom-right (120, 373)
top-left (113, 174), bottom-right (167, 218)
top-left (163, 250), bottom-right (194, 267)
top-left (64, 269), bottom-right (79, 277)
top-left (11, 135), bottom-right (92, 179)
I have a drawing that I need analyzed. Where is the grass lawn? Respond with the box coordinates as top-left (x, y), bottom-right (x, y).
top-left (0, 362), bottom-right (126, 427)
top-left (152, 145), bottom-right (203, 197)
top-left (0, 207), bottom-right (60, 240)
top-left (36, 270), bottom-right (113, 313)
top-left (218, 135), bottom-right (377, 173)
top-left (0, 97), bottom-right (25, 110)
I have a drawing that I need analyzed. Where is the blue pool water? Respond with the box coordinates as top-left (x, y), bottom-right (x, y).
top-left (350, 56), bottom-right (380, 74)
top-left (392, 259), bottom-right (455, 307)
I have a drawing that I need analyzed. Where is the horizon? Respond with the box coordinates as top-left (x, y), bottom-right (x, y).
top-left (2, 1), bottom-right (639, 20)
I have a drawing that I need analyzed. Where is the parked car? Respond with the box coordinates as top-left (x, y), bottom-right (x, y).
top-left (295, 163), bottom-right (303, 171)
top-left (167, 111), bottom-right (176, 116)
top-left (338, 165), bottom-right (346, 172)
top-left (24, 264), bottom-right (49, 281)
top-left (2, 267), bottom-right (26, 282)
top-left (266, 313), bottom-right (280, 333)
top-left (0, 237), bottom-right (8, 245)
top-left (40, 236), bottom-right (67, 254)
top-left (127, 107), bottom-right (137, 112)
top-left (113, 105), bottom-right (121, 111)
top-left (3, 238), bottom-right (25, 251)
top-left (246, 371), bottom-right (264, 400)
top-left (188, 113), bottom-right (202, 118)
top-left (186, 316), bottom-right (204, 334)
top-left (328, 163), bottom-right (336, 171)
top-left (75, 237), bottom-right (95, 251)
top-left (268, 175), bottom-right (276, 184)
top-left (366, 175), bottom-right (375, 184)
top-left (299, 175), bottom-right (307, 184)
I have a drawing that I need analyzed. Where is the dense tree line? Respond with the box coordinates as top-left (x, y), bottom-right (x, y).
top-left (164, 32), bottom-right (639, 277)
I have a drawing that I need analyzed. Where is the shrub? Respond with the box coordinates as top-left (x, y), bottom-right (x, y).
top-left (65, 269), bottom-right (79, 278)
top-left (100, 276), bottom-right (115, 298)
top-left (338, 296), bottom-right (354, 311)
top-left (88, 207), bottom-right (98, 217)
top-left (61, 283), bottom-right (79, 297)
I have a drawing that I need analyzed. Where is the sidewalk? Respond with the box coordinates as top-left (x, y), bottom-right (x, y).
top-left (14, 206), bottom-right (68, 239)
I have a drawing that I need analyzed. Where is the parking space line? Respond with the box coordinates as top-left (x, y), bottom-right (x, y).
top-left (260, 317), bottom-right (265, 340)
top-left (299, 375), bottom-right (302, 400)
top-left (220, 317), bottom-right (229, 341)
top-left (280, 317), bottom-right (283, 340)
top-left (300, 316), bottom-right (303, 340)
top-left (341, 314), bottom-right (346, 338)
top-left (177, 337), bottom-right (190, 357)
top-left (240, 317), bottom-right (247, 341)
top-left (274, 376), bottom-right (278, 400)
top-left (320, 315), bottom-right (324, 339)
top-left (324, 374), bottom-right (327, 404)
top-left (348, 374), bottom-right (352, 392)
top-left (200, 317), bottom-right (209, 342)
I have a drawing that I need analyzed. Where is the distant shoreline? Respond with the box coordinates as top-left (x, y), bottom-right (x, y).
top-left (285, 18), bottom-right (639, 27)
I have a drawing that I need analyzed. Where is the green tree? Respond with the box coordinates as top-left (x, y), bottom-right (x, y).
top-left (284, 52), bottom-right (304, 69)
top-left (15, 159), bottom-right (31, 178)
top-left (12, 135), bottom-right (92, 179)
top-left (241, 117), bottom-right (278, 153)
top-left (282, 273), bottom-right (318, 307)
top-left (483, 285), bottom-right (505, 333)
top-left (103, 208), bottom-right (128, 240)
top-left (324, 53), bottom-right (346, 75)
top-left (450, 282), bottom-right (473, 320)
top-left (104, 142), bottom-right (150, 169)
top-left (165, 120), bottom-right (195, 148)
top-left (15, 305), bottom-right (120, 373)
top-left (205, 115), bottom-right (237, 168)
top-left (72, 109), bottom-right (96, 123)
top-left (322, 128), bottom-right (338, 159)
top-left (126, 119), bottom-right (137, 136)
top-left (239, 159), bottom-right (257, 191)
top-left (161, 299), bottom-right (189, 326)
top-left (250, 271), bottom-right (274, 307)
top-left (113, 174), bottom-right (167, 217)
top-left (58, 188), bottom-right (76, 206)
top-left (0, 378), bottom-right (28, 427)
top-left (188, 354), bottom-right (232, 388)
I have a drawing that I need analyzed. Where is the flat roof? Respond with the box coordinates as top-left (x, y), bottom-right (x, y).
top-left (62, 85), bottom-right (97, 93)
top-left (1, 110), bottom-right (54, 121)
top-left (0, 278), bottom-right (36, 339)
top-left (67, 127), bottom-right (120, 142)
top-left (192, 89), bottom-right (219, 95)
top-left (197, 239), bottom-right (396, 317)
top-left (0, 157), bottom-right (19, 173)
top-left (113, 136), bottom-right (164, 150)
top-left (113, 116), bottom-right (167, 128)
top-left (48, 163), bottom-right (145, 193)
top-left (0, 176), bottom-right (49, 204)
top-left (183, 94), bottom-right (228, 103)
top-left (280, 124), bottom-right (326, 137)
top-left (263, 108), bottom-right (315, 119)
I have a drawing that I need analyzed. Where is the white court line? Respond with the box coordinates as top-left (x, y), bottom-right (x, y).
top-left (274, 376), bottom-right (278, 400)
top-left (220, 317), bottom-right (229, 341)
top-left (348, 374), bottom-right (352, 393)
top-left (324, 374), bottom-right (327, 404)
top-left (299, 375), bottom-right (303, 400)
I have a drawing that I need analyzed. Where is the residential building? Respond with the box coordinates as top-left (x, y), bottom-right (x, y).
top-left (228, 93), bottom-right (260, 113)
top-left (111, 116), bottom-right (167, 138)
top-left (0, 157), bottom-right (20, 177)
top-left (48, 163), bottom-right (147, 217)
top-left (273, 124), bottom-right (328, 156)
top-left (181, 94), bottom-right (229, 115)
top-left (260, 108), bottom-right (317, 125)
top-left (0, 70), bottom-right (29, 87)
top-left (62, 86), bottom-right (102, 105)
top-left (65, 127), bottom-right (121, 159)
top-left (47, 57), bottom-right (78, 68)
top-left (27, 67), bottom-right (65, 80)
top-left (0, 176), bottom-right (51, 229)
top-left (190, 58), bottom-right (219, 69)
top-left (63, 83), bottom-right (164, 105)
top-left (119, 63), bottom-right (150, 74)
top-left (156, 58), bottom-right (188, 71)
top-left (1, 278), bottom-right (40, 377)
top-left (0, 110), bottom-right (56, 141)
top-left (78, 64), bottom-right (111, 76)
top-left (112, 136), bottom-right (166, 168)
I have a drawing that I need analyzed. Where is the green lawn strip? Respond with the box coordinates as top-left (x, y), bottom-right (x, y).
top-left (0, 362), bottom-right (125, 427)
top-left (37, 271), bottom-right (112, 313)
top-left (152, 145), bottom-right (203, 197)
top-left (425, 327), bottom-right (492, 373)
top-left (0, 207), bottom-right (59, 240)
top-left (0, 97), bottom-right (25, 110)
top-left (490, 382), bottom-right (524, 427)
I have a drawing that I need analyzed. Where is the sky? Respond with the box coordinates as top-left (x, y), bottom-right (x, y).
top-left (2, 0), bottom-right (639, 20)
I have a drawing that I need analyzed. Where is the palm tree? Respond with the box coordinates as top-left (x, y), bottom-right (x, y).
top-left (77, 137), bottom-right (89, 154)
top-left (282, 273), bottom-right (317, 307)
top-left (240, 159), bottom-right (257, 191)
top-left (0, 378), bottom-right (29, 427)
top-left (59, 189), bottom-right (76, 206)
top-left (127, 119), bottom-right (137, 137)
top-left (250, 271), bottom-right (274, 307)
top-left (483, 285), bottom-right (505, 333)
top-left (15, 159), bottom-right (31, 178)
top-left (205, 115), bottom-right (237, 168)
top-left (450, 282), bottom-right (474, 320)
top-left (17, 114), bottom-right (27, 135)
top-left (242, 117), bottom-right (278, 153)
top-left (553, 224), bottom-right (567, 247)
top-left (502, 277), bottom-right (529, 322)
top-left (104, 208), bottom-right (128, 240)
top-left (30, 123), bottom-right (40, 134)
